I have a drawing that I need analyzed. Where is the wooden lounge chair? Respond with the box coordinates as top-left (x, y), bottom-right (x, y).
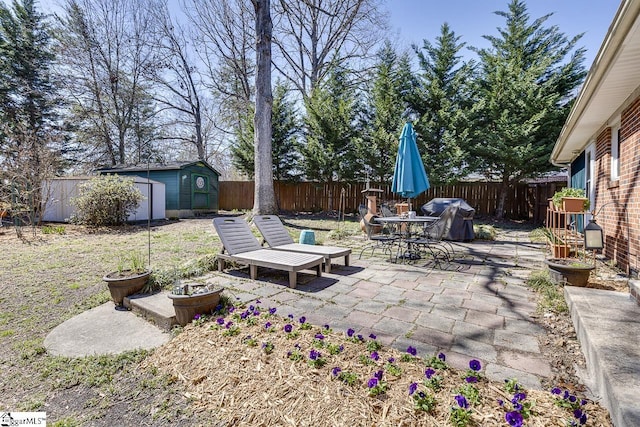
top-left (253, 215), bottom-right (351, 273)
top-left (212, 217), bottom-right (324, 288)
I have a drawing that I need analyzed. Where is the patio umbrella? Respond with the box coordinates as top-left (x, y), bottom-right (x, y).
top-left (391, 122), bottom-right (430, 209)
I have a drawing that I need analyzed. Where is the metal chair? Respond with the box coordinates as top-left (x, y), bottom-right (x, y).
top-left (410, 205), bottom-right (458, 264)
top-left (358, 206), bottom-right (399, 261)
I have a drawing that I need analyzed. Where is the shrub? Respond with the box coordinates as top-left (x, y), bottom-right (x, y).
top-left (71, 175), bottom-right (144, 226)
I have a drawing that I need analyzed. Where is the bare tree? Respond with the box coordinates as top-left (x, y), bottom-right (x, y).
top-left (272, 0), bottom-right (387, 97)
top-left (252, 0), bottom-right (277, 214)
top-left (145, 0), bottom-right (212, 161)
top-left (183, 0), bottom-right (255, 128)
top-left (56, 0), bottom-right (157, 167)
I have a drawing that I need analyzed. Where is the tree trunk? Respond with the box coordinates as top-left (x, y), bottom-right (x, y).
top-left (496, 177), bottom-right (509, 219)
top-left (252, 0), bottom-right (277, 215)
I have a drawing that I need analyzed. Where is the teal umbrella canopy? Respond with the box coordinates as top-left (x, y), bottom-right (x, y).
top-left (391, 122), bottom-right (430, 198)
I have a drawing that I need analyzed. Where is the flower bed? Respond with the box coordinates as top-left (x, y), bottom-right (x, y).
top-left (143, 300), bottom-right (612, 426)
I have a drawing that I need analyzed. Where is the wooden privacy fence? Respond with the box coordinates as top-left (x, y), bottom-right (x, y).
top-left (219, 180), bottom-right (566, 222)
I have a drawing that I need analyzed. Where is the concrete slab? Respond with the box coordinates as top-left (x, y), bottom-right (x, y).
top-left (125, 291), bottom-right (176, 330)
top-left (44, 302), bottom-right (170, 357)
top-left (565, 286), bottom-right (640, 427)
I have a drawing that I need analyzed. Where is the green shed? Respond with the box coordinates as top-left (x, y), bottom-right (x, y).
top-left (99, 161), bottom-right (220, 218)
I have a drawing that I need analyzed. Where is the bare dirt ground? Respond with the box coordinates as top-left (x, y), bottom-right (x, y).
top-left (0, 215), bottom-right (625, 426)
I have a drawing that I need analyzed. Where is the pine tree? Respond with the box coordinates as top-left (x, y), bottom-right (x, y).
top-left (470, 0), bottom-right (586, 218)
top-left (0, 0), bottom-right (61, 220)
top-left (301, 64), bottom-right (361, 183)
top-left (359, 42), bottom-right (416, 186)
top-left (411, 23), bottom-right (475, 185)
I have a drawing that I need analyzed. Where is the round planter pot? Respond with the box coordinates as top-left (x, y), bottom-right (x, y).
top-left (544, 259), bottom-right (594, 287)
top-left (103, 270), bottom-right (152, 307)
top-left (168, 288), bottom-right (223, 326)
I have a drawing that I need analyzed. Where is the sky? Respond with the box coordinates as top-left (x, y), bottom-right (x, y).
top-left (383, 0), bottom-right (621, 69)
top-left (38, 0), bottom-right (620, 70)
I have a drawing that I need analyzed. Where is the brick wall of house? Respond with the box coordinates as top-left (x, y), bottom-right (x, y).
top-left (593, 96), bottom-right (640, 276)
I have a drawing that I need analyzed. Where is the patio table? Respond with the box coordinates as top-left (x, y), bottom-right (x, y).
top-left (374, 216), bottom-right (438, 261)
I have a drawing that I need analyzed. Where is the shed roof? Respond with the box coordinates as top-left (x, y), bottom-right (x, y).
top-left (98, 160), bottom-right (221, 176)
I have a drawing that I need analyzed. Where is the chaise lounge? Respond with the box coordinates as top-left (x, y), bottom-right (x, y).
top-left (253, 215), bottom-right (351, 273)
top-left (212, 217), bottom-right (324, 288)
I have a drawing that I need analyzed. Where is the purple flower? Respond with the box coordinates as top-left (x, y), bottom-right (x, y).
top-left (324, 324), bottom-right (330, 330)
top-left (497, 399), bottom-right (504, 406)
top-left (513, 392), bottom-right (527, 402)
top-left (370, 351), bottom-right (379, 361)
top-left (264, 322), bottom-right (271, 329)
top-left (193, 314), bottom-right (201, 320)
top-left (513, 402), bottom-right (523, 411)
top-left (369, 333), bottom-right (377, 339)
top-left (417, 391), bottom-right (426, 399)
top-left (253, 310), bottom-right (260, 316)
top-left (255, 299), bottom-right (261, 304)
top-left (216, 317), bottom-right (225, 325)
top-left (581, 399), bottom-right (588, 406)
top-left (357, 334), bottom-right (364, 341)
top-left (228, 306), bottom-right (235, 313)
top-left (424, 368), bottom-right (435, 379)
top-left (240, 311), bottom-right (248, 319)
top-left (388, 357), bottom-right (395, 363)
top-left (367, 377), bottom-right (378, 388)
top-left (284, 324), bottom-right (293, 333)
top-left (225, 321), bottom-right (233, 329)
top-left (406, 346), bottom-right (417, 356)
top-left (569, 395), bottom-right (577, 403)
top-left (374, 370), bottom-right (383, 381)
top-left (438, 352), bottom-right (446, 361)
top-left (299, 316), bottom-right (306, 324)
top-left (408, 382), bottom-right (418, 396)
top-left (269, 307), bottom-right (277, 315)
top-left (339, 345), bottom-right (344, 352)
top-left (551, 387), bottom-right (562, 395)
top-left (332, 366), bottom-right (341, 376)
top-left (454, 395), bottom-right (468, 409)
top-left (465, 376), bottom-right (478, 383)
top-left (469, 359), bottom-right (481, 372)
top-left (309, 349), bottom-right (320, 360)
top-left (347, 328), bottom-right (355, 337)
top-left (314, 333), bottom-right (325, 340)
top-left (573, 409), bottom-right (583, 419)
top-left (288, 314), bottom-right (294, 319)
top-left (505, 411), bottom-right (523, 427)
top-left (563, 390), bottom-right (570, 399)
top-left (249, 305), bottom-right (254, 311)
top-left (579, 414), bottom-right (587, 425)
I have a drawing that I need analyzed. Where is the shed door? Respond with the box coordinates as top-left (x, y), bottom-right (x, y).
top-left (191, 174), bottom-right (210, 209)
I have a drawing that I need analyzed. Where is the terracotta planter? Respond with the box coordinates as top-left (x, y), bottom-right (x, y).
top-left (561, 197), bottom-right (588, 212)
top-left (168, 288), bottom-right (223, 326)
top-left (545, 259), bottom-right (594, 287)
top-left (103, 270), bottom-right (152, 307)
top-left (551, 244), bottom-right (570, 258)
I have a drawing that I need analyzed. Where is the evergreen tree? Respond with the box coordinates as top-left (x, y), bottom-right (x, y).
top-left (411, 23), bottom-right (475, 185)
top-left (0, 0), bottom-right (62, 220)
top-left (470, 0), bottom-right (586, 218)
top-left (230, 81), bottom-right (301, 180)
top-left (301, 64), bottom-right (361, 184)
top-left (358, 42), bottom-right (417, 186)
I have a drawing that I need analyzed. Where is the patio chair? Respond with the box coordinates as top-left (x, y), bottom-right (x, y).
top-left (358, 206), bottom-right (399, 261)
top-left (409, 205), bottom-right (457, 264)
top-left (253, 215), bottom-right (351, 273)
top-left (212, 217), bottom-right (324, 288)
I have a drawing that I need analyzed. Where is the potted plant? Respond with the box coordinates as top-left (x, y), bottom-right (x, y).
top-left (544, 258), bottom-right (595, 287)
top-left (552, 187), bottom-right (590, 212)
top-left (540, 228), bottom-right (570, 258)
top-left (102, 251), bottom-right (152, 309)
top-left (168, 283), bottom-right (224, 326)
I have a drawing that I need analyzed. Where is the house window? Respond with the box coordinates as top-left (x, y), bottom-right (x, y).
top-left (611, 124), bottom-right (620, 180)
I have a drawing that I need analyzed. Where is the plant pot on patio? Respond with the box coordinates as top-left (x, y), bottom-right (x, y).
top-left (103, 269), bottom-right (152, 308)
top-left (561, 197), bottom-right (588, 213)
top-left (545, 258), bottom-right (594, 287)
top-left (168, 286), bottom-right (223, 326)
